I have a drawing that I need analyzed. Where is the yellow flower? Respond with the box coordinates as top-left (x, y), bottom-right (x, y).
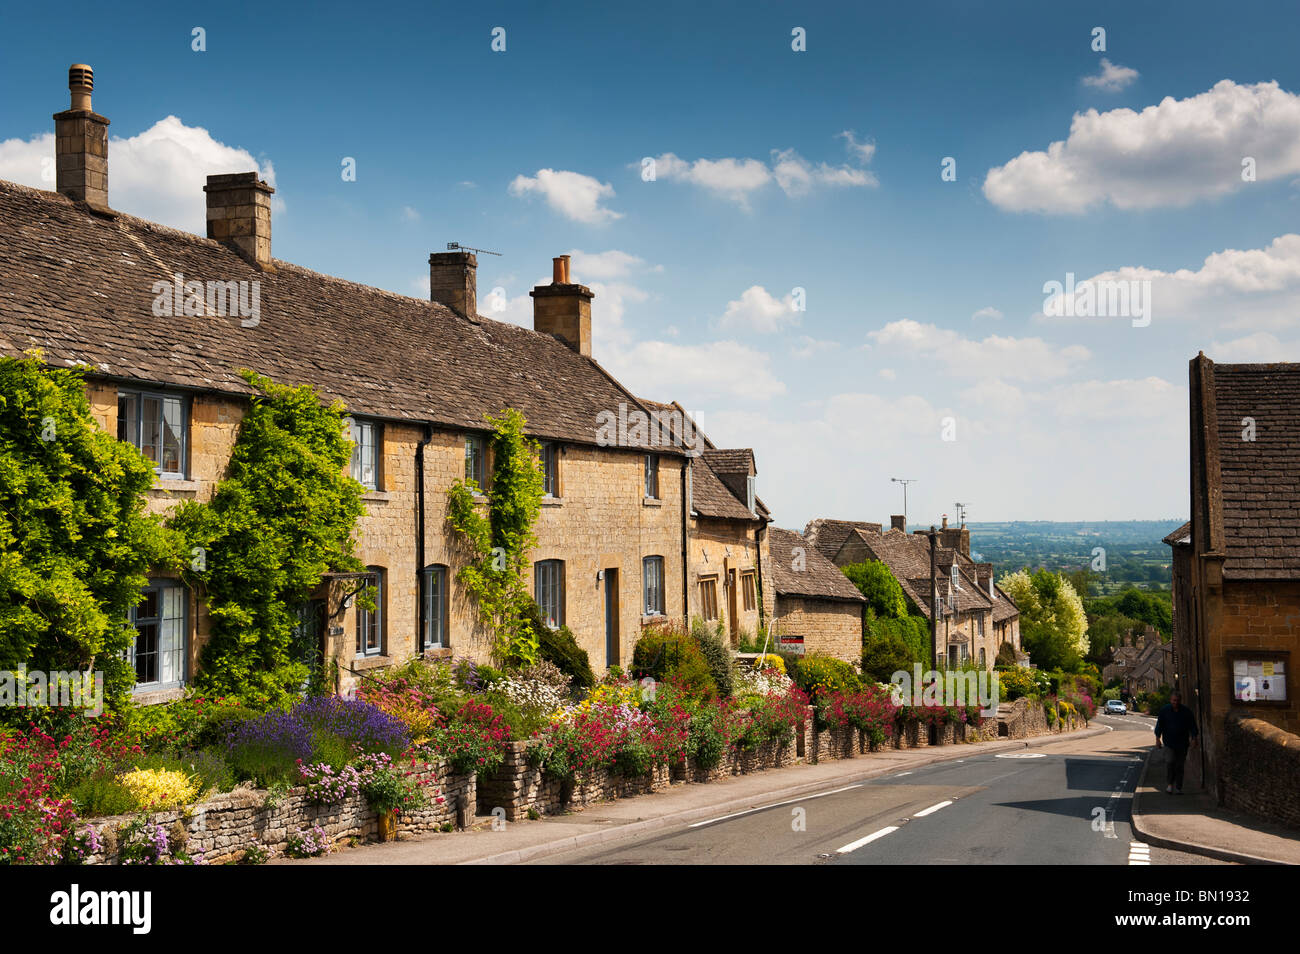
top-left (120, 768), bottom-right (198, 810)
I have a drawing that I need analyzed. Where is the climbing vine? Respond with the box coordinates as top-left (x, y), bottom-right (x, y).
top-left (170, 371), bottom-right (366, 706)
top-left (446, 409), bottom-right (545, 668)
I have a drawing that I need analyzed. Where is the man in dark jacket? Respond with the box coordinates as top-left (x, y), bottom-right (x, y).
top-left (1154, 692), bottom-right (1199, 793)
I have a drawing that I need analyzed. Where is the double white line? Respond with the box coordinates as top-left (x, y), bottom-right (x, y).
top-left (836, 800), bottom-right (953, 854)
top-left (1129, 841), bottom-right (1151, 865)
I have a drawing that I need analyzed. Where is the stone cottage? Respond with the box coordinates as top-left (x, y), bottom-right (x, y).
top-left (1167, 353), bottom-right (1300, 817)
top-left (0, 65), bottom-right (697, 700)
top-left (805, 515), bottom-right (1020, 669)
top-left (764, 527), bottom-right (865, 663)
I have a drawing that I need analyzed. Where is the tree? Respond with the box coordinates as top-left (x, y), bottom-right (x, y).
top-left (860, 629), bottom-right (916, 683)
top-left (170, 371), bottom-right (365, 706)
top-left (844, 560), bottom-right (928, 672)
top-left (0, 355), bottom-right (177, 710)
top-left (999, 568), bottom-right (1088, 672)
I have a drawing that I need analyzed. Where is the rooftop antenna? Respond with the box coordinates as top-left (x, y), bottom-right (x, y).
top-left (891, 477), bottom-right (916, 531)
top-left (954, 502), bottom-right (970, 525)
top-left (446, 241), bottom-right (502, 257)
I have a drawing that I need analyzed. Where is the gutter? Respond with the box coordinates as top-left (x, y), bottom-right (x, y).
top-left (415, 423), bottom-right (434, 653)
top-left (681, 459), bottom-right (689, 627)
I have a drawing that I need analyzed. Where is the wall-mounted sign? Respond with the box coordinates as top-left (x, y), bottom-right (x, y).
top-left (778, 635), bottom-right (805, 656)
top-left (1230, 652), bottom-right (1289, 704)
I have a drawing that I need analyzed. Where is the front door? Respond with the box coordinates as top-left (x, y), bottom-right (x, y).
top-left (604, 569), bottom-right (619, 668)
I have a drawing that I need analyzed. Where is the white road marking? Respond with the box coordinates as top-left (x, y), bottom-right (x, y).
top-left (913, 800), bottom-right (953, 817)
top-left (688, 783), bottom-right (863, 828)
top-left (893, 771), bottom-right (912, 777)
top-left (995, 752), bottom-right (1045, 759)
top-left (836, 826), bottom-right (899, 853)
top-left (1129, 841), bottom-right (1151, 865)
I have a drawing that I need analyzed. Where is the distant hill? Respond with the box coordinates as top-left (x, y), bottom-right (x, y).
top-left (953, 520), bottom-right (1187, 593)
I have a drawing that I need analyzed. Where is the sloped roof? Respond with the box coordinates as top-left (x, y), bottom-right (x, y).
top-left (1211, 364), bottom-right (1300, 578)
top-left (639, 397), bottom-right (769, 522)
top-left (1163, 520), bottom-right (1192, 546)
top-left (767, 527), bottom-right (865, 604)
top-left (803, 518), bottom-right (884, 560)
top-left (0, 179), bottom-right (676, 451)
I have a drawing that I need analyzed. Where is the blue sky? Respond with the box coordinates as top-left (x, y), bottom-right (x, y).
top-left (3, 0), bottom-right (1299, 529)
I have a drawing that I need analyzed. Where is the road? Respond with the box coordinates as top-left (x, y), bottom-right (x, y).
top-left (534, 712), bottom-right (1224, 865)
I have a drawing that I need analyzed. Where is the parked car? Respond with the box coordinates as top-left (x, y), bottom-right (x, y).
top-left (1105, 699), bottom-right (1128, 715)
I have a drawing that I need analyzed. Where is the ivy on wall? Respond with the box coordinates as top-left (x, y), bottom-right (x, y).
top-left (446, 409), bottom-right (545, 668)
top-left (0, 354), bottom-right (178, 711)
top-left (170, 371), bottom-right (366, 707)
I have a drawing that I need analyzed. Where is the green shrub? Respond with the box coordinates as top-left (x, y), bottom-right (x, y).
top-left (132, 749), bottom-right (236, 797)
top-left (192, 704), bottom-right (260, 749)
top-left (632, 624), bottom-right (717, 701)
top-left (994, 641), bottom-right (1018, 668)
top-left (527, 602), bottom-right (595, 689)
top-left (861, 631), bottom-right (917, 683)
top-left (69, 773), bottom-right (138, 817)
top-left (997, 666), bottom-right (1050, 700)
top-left (690, 616), bottom-right (735, 699)
top-left (791, 655), bottom-right (859, 698)
top-left (686, 707), bottom-right (728, 770)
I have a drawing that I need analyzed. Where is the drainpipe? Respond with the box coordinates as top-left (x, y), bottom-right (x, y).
top-left (755, 520), bottom-right (767, 629)
top-left (928, 525), bottom-right (939, 670)
top-left (681, 457), bottom-right (689, 628)
top-left (415, 424), bottom-right (434, 654)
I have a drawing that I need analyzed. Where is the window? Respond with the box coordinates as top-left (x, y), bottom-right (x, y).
top-left (356, 567), bottom-right (385, 656)
top-left (741, 571), bottom-right (757, 612)
top-left (118, 389), bottom-right (186, 478)
top-left (464, 433), bottom-right (488, 490)
top-left (423, 565), bottom-right (449, 649)
top-left (978, 647), bottom-right (987, 668)
top-left (644, 454), bottom-right (659, 499)
top-left (540, 442), bottom-right (559, 497)
top-left (348, 418), bottom-right (379, 490)
top-left (129, 580), bottom-right (187, 690)
top-left (698, 577), bottom-right (719, 620)
top-left (534, 560), bottom-right (565, 628)
top-left (951, 565), bottom-right (960, 589)
top-left (643, 556), bottom-right (665, 615)
top-left (977, 614), bottom-right (985, 638)
top-left (746, 475), bottom-right (756, 515)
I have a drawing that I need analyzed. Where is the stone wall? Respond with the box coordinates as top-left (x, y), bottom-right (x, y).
top-left (1221, 710), bottom-right (1300, 829)
top-left (81, 759), bottom-right (475, 865)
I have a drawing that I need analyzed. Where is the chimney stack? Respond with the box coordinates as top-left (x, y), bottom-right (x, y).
top-left (890, 514), bottom-right (905, 532)
top-left (429, 249), bottom-right (479, 322)
top-left (53, 64), bottom-right (111, 212)
top-left (531, 254), bottom-right (593, 357)
top-left (204, 172), bottom-right (275, 272)
top-left (975, 562), bottom-right (994, 598)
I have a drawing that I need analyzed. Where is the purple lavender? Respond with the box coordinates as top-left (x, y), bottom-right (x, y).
top-left (294, 696), bottom-right (410, 754)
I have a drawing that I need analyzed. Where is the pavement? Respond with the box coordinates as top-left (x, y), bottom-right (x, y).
top-left (1129, 729), bottom-right (1300, 866)
top-left (284, 723), bottom-right (1111, 865)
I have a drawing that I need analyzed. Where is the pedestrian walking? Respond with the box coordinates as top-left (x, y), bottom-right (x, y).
top-left (1153, 691), bottom-right (1199, 794)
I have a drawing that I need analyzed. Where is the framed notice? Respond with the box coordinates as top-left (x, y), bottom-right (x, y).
top-left (778, 634), bottom-right (806, 656)
top-left (1228, 651), bottom-right (1289, 705)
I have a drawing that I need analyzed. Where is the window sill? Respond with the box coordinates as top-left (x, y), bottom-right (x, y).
top-left (541, 497), bottom-right (563, 507)
top-left (421, 647), bottom-right (453, 661)
top-left (352, 654), bottom-right (393, 672)
top-left (641, 613), bottom-right (668, 625)
top-left (643, 497), bottom-right (662, 507)
top-left (149, 478), bottom-right (200, 496)
top-left (360, 490), bottom-right (391, 503)
top-left (131, 685), bottom-right (187, 706)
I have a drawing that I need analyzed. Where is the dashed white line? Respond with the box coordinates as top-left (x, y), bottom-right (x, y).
top-left (837, 826), bottom-right (899, 853)
top-left (688, 783), bottom-right (863, 828)
top-left (913, 800), bottom-right (953, 817)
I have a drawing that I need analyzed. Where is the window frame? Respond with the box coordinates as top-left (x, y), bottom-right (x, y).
top-left (741, 570), bottom-right (757, 612)
top-left (540, 442), bottom-right (560, 498)
top-left (422, 564), bottom-right (449, 650)
top-left (128, 579), bottom-right (188, 692)
top-left (644, 454), bottom-right (660, 500)
top-left (466, 433), bottom-right (487, 491)
top-left (356, 567), bottom-right (386, 657)
top-left (746, 475), bottom-right (756, 514)
top-left (698, 575), bottom-right (719, 621)
top-left (347, 417), bottom-right (381, 490)
top-left (118, 388), bottom-right (188, 479)
top-left (534, 559), bottom-right (565, 629)
top-left (643, 555), bottom-right (665, 616)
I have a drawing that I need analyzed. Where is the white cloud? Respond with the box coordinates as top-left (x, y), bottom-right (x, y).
top-left (0, 116), bottom-right (278, 232)
top-left (604, 340), bottom-right (786, 403)
top-left (984, 80), bottom-right (1300, 213)
top-left (837, 130), bottom-right (877, 164)
top-left (1208, 331), bottom-right (1300, 362)
top-left (645, 138), bottom-right (877, 207)
top-left (868, 319), bottom-right (1090, 381)
top-left (508, 168), bottom-right (622, 224)
top-left (1038, 233), bottom-right (1300, 330)
top-left (793, 335), bottom-right (838, 358)
top-left (878, 368), bottom-right (897, 381)
top-left (1081, 58), bottom-right (1139, 93)
top-left (565, 249), bottom-right (648, 281)
top-left (401, 205), bottom-right (420, 221)
top-left (717, 285), bottom-right (799, 333)
top-left (971, 306), bottom-right (1004, 320)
